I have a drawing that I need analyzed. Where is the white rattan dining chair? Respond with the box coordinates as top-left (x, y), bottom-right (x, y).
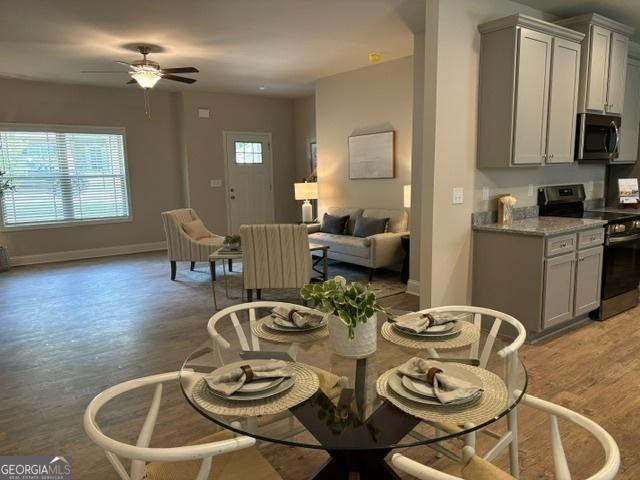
top-left (409, 306), bottom-right (526, 476)
top-left (392, 391), bottom-right (620, 480)
top-left (206, 301), bottom-right (347, 438)
top-left (83, 371), bottom-right (282, 480)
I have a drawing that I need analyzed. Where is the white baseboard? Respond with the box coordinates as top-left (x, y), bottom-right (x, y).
top-left (10, 241), bottom-right (167, 266)
top-left (406, 279), bottom-right (420, 296)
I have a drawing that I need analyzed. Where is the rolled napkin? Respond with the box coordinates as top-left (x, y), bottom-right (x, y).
top-left (397, 357), bottom-right (483, 405)
top-left (394, 311), bottom-right (461, 333)
top-left (271, 306), bottom-right (325, 329)
top-left (204, 360), bottom-right (292, 396)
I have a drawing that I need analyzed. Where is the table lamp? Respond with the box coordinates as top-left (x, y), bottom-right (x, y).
top-left (404, 185), bottom-right (411, 208)
top-left (294, 182), bottom-right (319, 223)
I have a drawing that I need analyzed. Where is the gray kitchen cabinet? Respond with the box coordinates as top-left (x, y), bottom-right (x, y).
top-left (616, 55), bottom-right (640, 164)
top-left (543, 253), bottom-right (576, 328)
top-left (556, 14), bottom-right (633, 115)
top-left (574, 246), bottom-right (604, 316)
top-left (473, 226), bottom-right (605, 339)
top-left (477, 15), bottom-right (583, 168)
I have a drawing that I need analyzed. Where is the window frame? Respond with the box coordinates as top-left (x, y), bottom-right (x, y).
top-left (0, 123), bottom-right (133, 232)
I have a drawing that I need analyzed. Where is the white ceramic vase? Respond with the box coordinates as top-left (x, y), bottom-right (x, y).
top-left (328, 314), bottom-right (377, 359)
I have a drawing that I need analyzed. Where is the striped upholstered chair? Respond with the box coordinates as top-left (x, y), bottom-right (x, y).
top-left (161, 209), bottom-right (224, 280)
top-left (240, 224), bottom-right (312, 301)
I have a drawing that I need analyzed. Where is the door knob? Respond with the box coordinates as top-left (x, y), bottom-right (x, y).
top-left (230, 188), bottom-right (235, 192)
top-left (230, 195), bottom-right (236, 200)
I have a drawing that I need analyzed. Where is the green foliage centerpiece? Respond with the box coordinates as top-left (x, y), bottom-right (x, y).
top-left (301, 276), bottom-right (385, 358)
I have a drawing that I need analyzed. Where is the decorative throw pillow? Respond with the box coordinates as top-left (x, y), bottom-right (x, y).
top-left (353, 216), bottom-right (389, 238)
top-left (182, 219), bottom-right (210, 240)
top-left (321, 213), bottom-right (349, 235)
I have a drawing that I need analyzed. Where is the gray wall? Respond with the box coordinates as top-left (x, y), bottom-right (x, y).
top-left (0, 77), bottom-right (183, 257)
top-left (293, 95), bottom-right (316, 182)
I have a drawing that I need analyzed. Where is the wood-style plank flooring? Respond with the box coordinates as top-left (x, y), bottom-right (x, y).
top-left (0, 252), bottom-right (638, 479)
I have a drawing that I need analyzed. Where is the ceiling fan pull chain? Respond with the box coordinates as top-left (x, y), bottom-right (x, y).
top-left (143, 88), bottom-right (152, 120)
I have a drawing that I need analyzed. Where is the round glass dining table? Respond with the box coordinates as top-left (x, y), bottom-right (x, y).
top-left (180, 308), bottom-right (527, 479)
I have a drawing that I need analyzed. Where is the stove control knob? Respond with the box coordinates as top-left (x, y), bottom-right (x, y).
top-left (633, 220), bottom-right (640, 230)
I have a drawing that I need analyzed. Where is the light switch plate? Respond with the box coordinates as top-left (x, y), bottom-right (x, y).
top-left (528, 184), bottom-right (534, 197)
top-left (482, 187), bottom-right (490, 201)
top-left (453, 187), bottom-right (464, 205)
top-left (198, 108), bottom-right (210, 119)
top-left (210, 179), bottom-right (222, 188)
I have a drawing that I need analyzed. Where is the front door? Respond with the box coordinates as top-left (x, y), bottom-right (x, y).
top-left (224, 132), bottom-right (274, 234)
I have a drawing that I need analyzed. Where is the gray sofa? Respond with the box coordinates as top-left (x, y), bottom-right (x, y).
top-left (308, 207), bottom-right (409, 280)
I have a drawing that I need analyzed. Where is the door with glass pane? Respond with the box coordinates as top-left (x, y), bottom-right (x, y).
top-left (224, 132), bottom-right (274, 234)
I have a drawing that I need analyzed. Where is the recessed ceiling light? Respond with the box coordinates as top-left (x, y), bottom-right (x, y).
top-left (368, 52), bottom-right (382, 63)
top-left (258, 86), bottom-right (265, 90)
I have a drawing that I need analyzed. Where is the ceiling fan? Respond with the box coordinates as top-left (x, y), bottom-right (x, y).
top-left (82, 46), bottom-right (199, 118)
top-left (82, 45), bottom-right (199, 89)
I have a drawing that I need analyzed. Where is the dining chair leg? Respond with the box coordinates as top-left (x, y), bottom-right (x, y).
top-left (170, 261), bottom-right (177, 280)
top-left (368, 268), bottom-right (374, 282)
top-left (247, 289), bottom-right (253, 302)
top-left (190, 261), bottom-right (196, 271)
top-left (507, 407), bottom-right (520, 478)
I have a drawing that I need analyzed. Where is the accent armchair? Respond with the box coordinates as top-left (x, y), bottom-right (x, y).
top-left (240, 224), bottom-right (311, 301)
top-left (161, 208), bottom-right (224, 280)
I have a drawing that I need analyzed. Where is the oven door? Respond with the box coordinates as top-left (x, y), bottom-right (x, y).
top-left (602, 232), bottom-right (640, 299)
top-left (577, 114), bottom-right (620, 160)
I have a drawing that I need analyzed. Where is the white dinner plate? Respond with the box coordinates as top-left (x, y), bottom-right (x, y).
top-left (206, 360), bottom-right (295, 401)
top-left (388, 373), bottom-right (481, 406)
top-left (394, 321), bottom-right (455, 334)
top-left (265, 316), bottom-right (327, 333)
top-left (238, 377), bottom-right (285, 393)
top-left (392, 322), bottom-right (461, 338)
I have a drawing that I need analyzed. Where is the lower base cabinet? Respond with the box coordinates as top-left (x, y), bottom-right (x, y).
top-left (473, 227), bottom-right (604, 337)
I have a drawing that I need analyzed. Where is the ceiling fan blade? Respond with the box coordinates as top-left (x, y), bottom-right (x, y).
top-left (162, 74), bottom-right (197, 84)
top-left (160, 67), bottom-right (199, 74)
top-left (115, 61), bottom-right (134, 68)
top-left (126, 79), bottom-right (137, 85)
top-left (81, 70), bottom-right (128, 74)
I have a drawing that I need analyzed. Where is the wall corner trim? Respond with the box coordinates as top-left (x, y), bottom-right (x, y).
top-left (9, 241), bottom-right (167, 267)
top-left (406, 279), bottom-right (420, 297)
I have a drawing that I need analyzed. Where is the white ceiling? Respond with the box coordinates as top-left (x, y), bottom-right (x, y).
top-left (0, 0), bottom-right (424, 97)
top-left (516, 0), bottom-right (640, 42)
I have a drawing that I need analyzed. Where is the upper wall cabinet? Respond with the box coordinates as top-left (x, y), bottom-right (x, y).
top-left (477, 15), bottom-right (584, 168)
top-left (615, 45), bottom-right (640, 164)
top-left (556, 14), bottom-right (634, 115)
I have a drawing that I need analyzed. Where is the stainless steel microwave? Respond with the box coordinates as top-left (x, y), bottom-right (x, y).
top-left (576, 113), bottom-right (621, 160)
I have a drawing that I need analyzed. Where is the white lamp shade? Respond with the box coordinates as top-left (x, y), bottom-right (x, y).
top-left (294, 182), bottom-right (319, 200)
top-left (404, 185), bottom-right (411, 208)
top-left (130, 70), bottom-right (161, 89)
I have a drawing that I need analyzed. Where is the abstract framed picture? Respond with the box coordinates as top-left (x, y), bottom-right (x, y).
top-left (348, 130), bottom-right (394, 179)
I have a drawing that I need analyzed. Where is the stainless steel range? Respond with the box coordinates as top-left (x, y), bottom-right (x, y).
top-left (539, 184), bottom-right (640, 320)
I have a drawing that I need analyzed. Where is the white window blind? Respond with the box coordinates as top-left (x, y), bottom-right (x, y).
top-left (0, 125), bottom-right (130, 228)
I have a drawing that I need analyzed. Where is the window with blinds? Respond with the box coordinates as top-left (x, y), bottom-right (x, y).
top-left (0, 125), bottom-right (130, 228)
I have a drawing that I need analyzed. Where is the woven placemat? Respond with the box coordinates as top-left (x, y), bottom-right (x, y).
top-left (376, 364), bottom-right (508, 425)
top-left (192, 363), bottom-right (319, 416)
top-left (381, 321), bottom-right (480, 350)
top-left (251, 316), bottom-right (329, 344)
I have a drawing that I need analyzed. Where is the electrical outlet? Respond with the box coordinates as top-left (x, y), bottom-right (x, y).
top-left (210, 179), bottom-right (222, 188)
top-left (482, 187), bottom-right (490, 201)
top-left (453, 187), bottom-right (464, 205)
top-left (528, 184), bottom-right (534, 197)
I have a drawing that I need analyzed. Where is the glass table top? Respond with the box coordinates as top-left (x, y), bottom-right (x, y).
top-left (180, 309), bottom-right (527, 451)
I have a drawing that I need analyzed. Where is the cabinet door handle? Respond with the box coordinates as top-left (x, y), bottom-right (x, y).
top-left (549, 153), bottom-right (554, 159)
top-left (542, 154), bottom-right (547, 160)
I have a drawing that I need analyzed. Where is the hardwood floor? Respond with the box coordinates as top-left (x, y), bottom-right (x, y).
top-left (0, 252), bottom-right (638, 479)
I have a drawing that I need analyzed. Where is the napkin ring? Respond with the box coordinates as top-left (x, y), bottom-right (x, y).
top-left (426, 367), bottom-right (442, 385)
top-left (422, 313), bottom-right (436, 328)
top-left (240, 365), bottom-right (254, 383)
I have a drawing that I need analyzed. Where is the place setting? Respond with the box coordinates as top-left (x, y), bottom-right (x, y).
top-left (191, 358), bottom-right (320, 417)
top-left (381, 311), bottom-right (481, 349)
top-left (376, 356), bottom-right (508, 425)
top-left (252, 305), bottom-right (330, 343)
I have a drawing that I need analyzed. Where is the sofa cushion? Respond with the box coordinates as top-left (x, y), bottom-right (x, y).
top-left (362, 208), bottom-right (408, 233)
top-left (325, 207), bottom-right (364, 235)
top-left (321, 213), bottom-right (349, 235)
top-left (353, 216), bottom-right (389, 238)
top-left (309, 232), bottom-right (371, 259)
top-left (182, 218), bottom-right (210, 239)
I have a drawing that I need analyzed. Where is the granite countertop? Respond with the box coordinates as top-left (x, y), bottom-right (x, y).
top-left (473, 216), bottom-right (607, 237)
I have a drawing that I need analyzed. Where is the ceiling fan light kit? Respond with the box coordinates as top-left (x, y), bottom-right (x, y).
top-left (82, 45), bottom-right (199, 118)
